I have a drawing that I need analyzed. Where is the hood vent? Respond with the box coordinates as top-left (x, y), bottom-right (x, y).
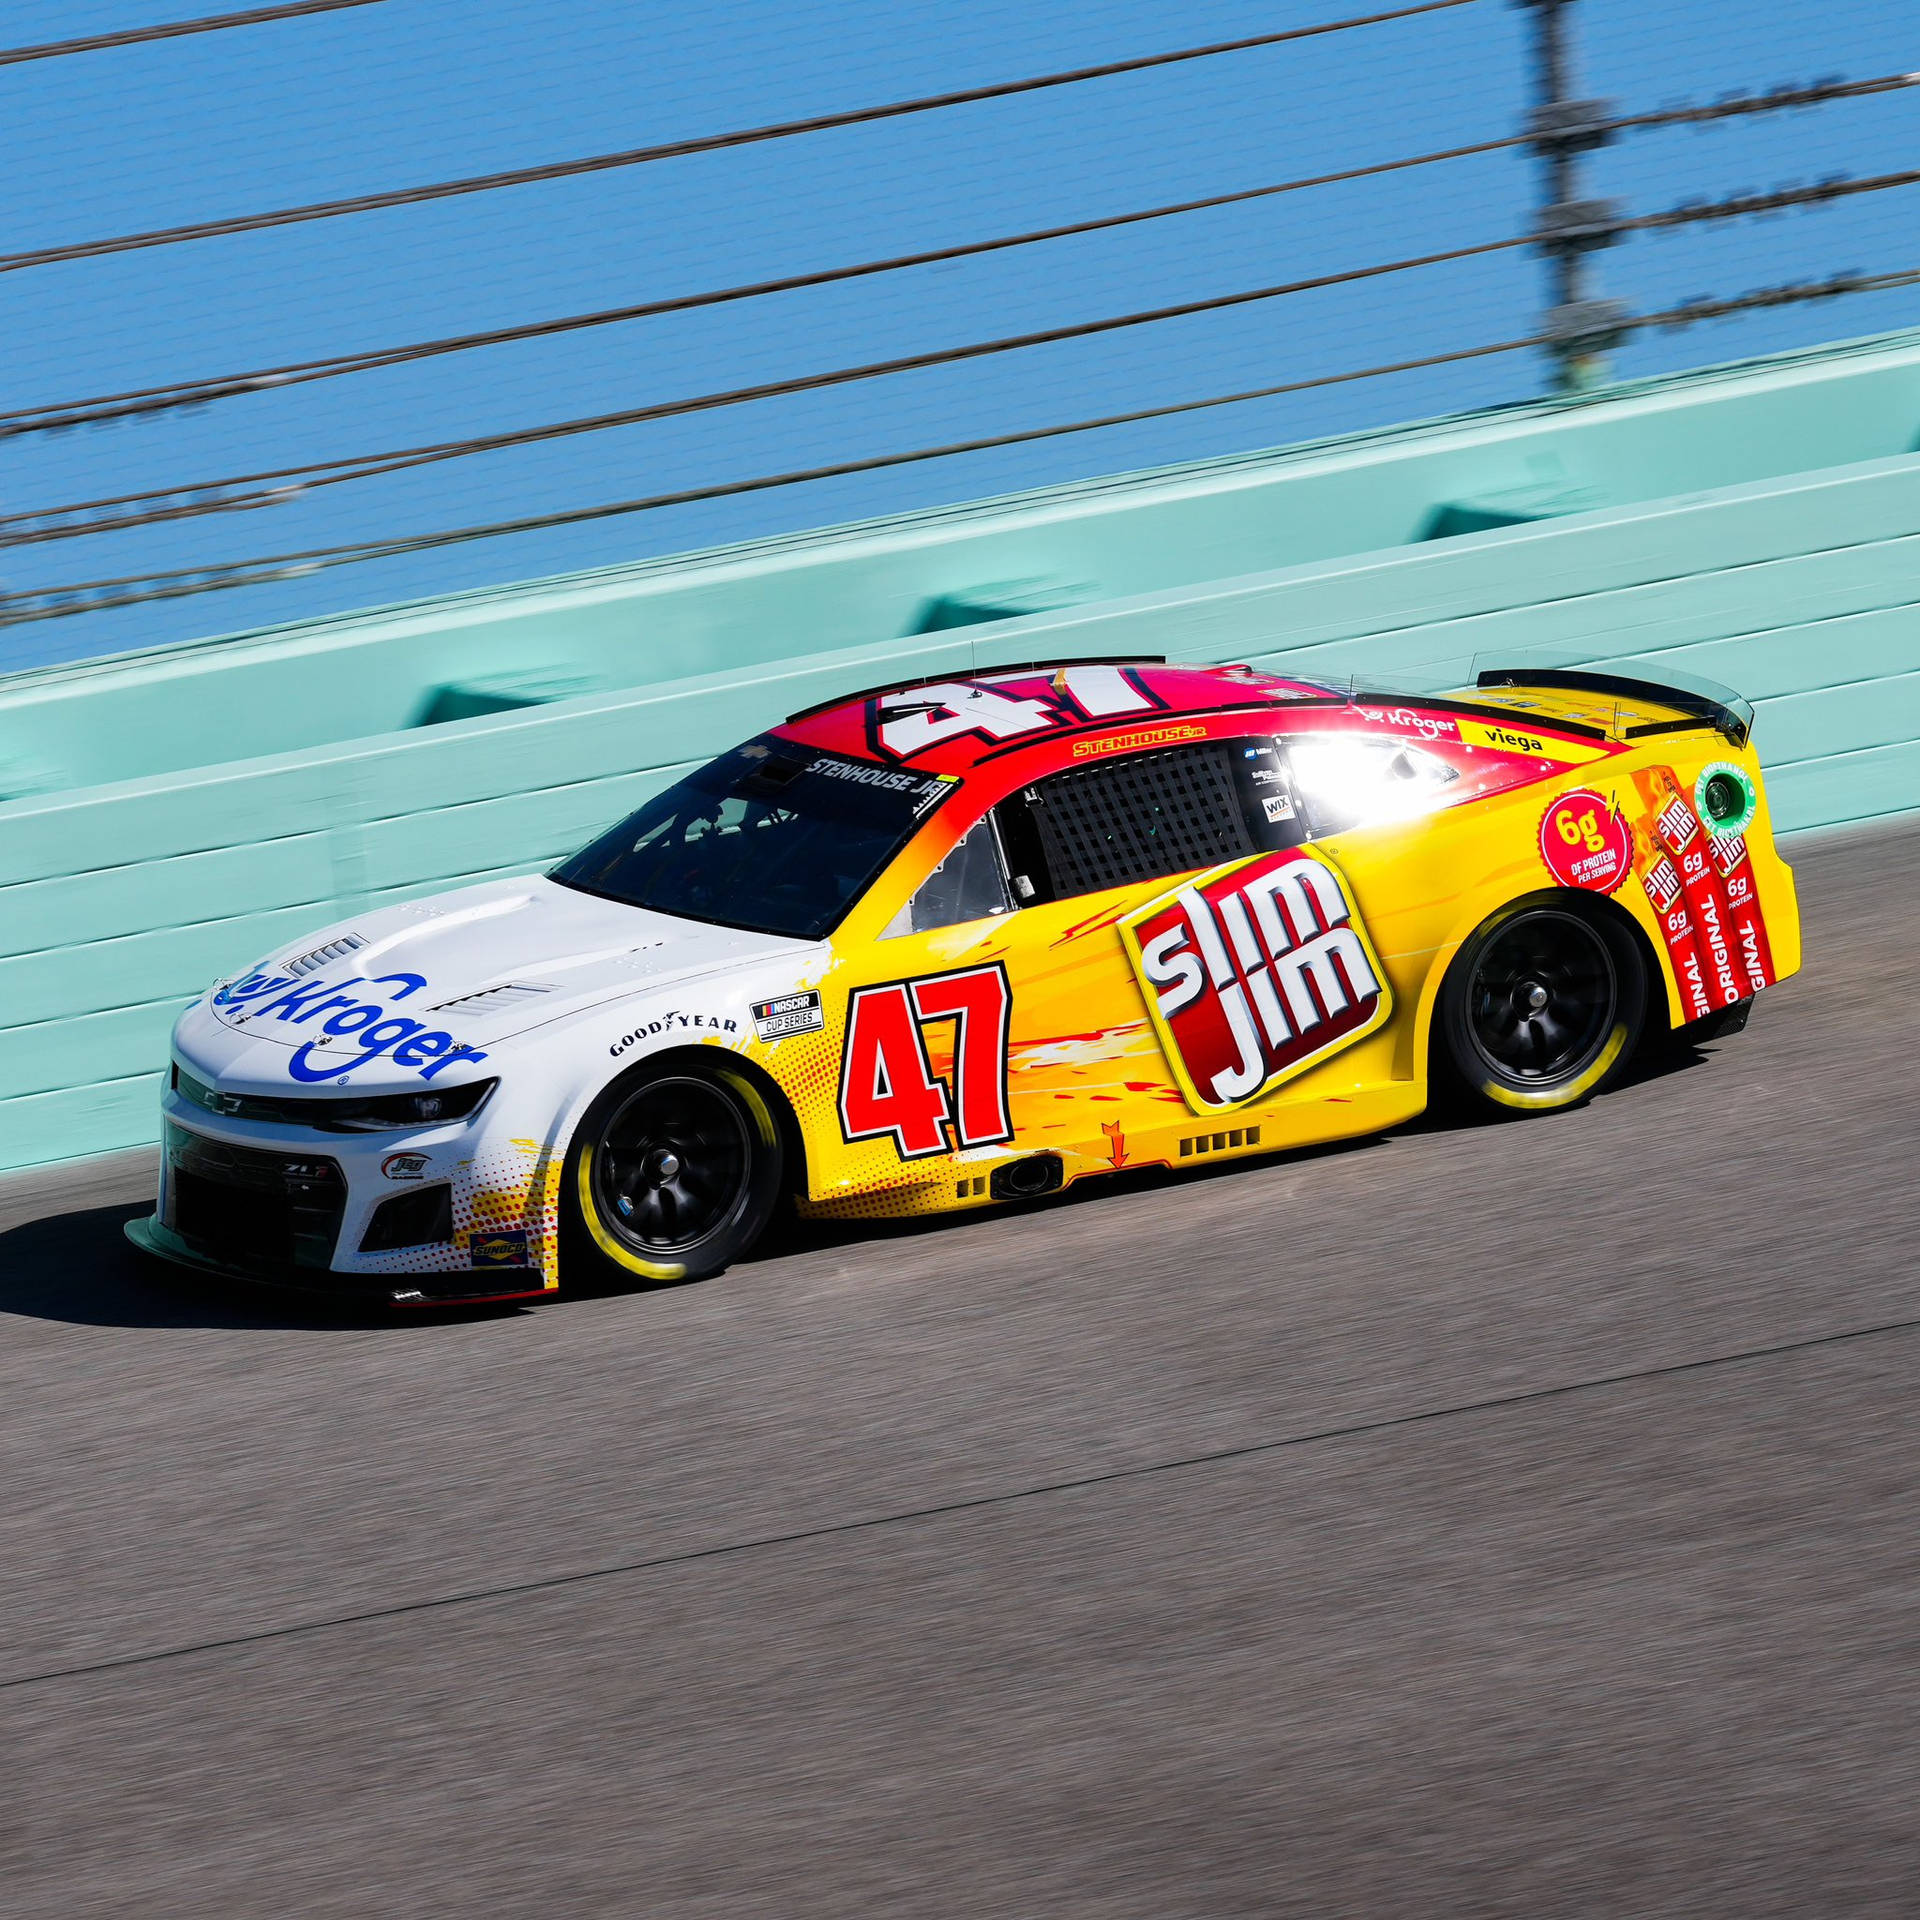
top-left (428, 982), bottom-right (558, 1017)
top-left (286, 933), bottom-right (367, 976)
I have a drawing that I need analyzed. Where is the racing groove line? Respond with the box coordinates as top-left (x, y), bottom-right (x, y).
top-left (5, 1310), bottom-right (1913, 1695)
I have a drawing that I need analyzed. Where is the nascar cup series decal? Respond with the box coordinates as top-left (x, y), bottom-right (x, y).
top-left (207, 968), bottom-right (491, 1084)
top-left (752, 990), bottom-right (825, 1042)
top-left (1120, 848), bottom-right (1392, 1114)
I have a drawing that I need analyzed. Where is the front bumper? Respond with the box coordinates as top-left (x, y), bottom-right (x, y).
top-left (124, 1215), bottom-right (548, 1307)
top-left (144, 1097), bottom-right (564, 1297)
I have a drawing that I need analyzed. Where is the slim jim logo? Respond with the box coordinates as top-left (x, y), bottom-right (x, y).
top-left (1655, 795), bottom-right (1698, 854)
top-left (1121, 848), bottom-right (1391, 1113)
top-left (1642, 856), bottom-right (1684, 916)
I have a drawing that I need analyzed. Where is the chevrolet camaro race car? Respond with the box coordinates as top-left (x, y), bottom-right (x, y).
top-left (129, 657), bottom-right (1800, 1305)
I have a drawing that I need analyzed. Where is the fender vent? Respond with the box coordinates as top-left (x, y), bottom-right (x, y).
top-left (286, 933), bottom-right (367, 976)
top-left (429, 982), bottom-right (557, 1016)
top-left (1179, 1126), bottom-right (1261, 1157)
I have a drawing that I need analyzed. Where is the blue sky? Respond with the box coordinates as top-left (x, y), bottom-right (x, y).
top-left (2, 0), bottom-right (1915, 670)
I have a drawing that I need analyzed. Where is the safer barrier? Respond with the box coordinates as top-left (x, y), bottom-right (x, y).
top-left (3, 325), bottom-right (1917, 1171)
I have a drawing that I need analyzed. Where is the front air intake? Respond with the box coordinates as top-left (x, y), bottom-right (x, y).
top-left (360, 1185), bottom-right (454, 1253)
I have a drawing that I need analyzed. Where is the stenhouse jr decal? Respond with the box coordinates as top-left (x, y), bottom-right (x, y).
top-left (1121, 848), bottom-right (1392, 1113)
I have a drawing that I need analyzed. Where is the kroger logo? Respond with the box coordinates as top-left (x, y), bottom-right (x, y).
top-left (209, 969), bottom-right (489, 1085)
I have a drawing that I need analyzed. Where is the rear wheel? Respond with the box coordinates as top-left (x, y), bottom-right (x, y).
top-left (1436, 898), bottom-right (1646, 1116)
top-left (564, 1061), bottom-right (783, 1286)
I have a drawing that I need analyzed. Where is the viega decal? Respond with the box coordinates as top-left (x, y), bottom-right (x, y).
top-left (209, 968), bottom-right (489, 1085)
top-left (1456, 717), bottom-right (1606, 763)
top-left (470, 1228), bottom-right (531, 1269)
top-left (1120, 848), bottom-right (1392, 1113)
top-left (610, 1009), bottom-right (739, 1057)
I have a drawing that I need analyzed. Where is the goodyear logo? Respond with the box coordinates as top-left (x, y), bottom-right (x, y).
top-left (1072, 723), bottom-right (1207, 759)
top-left (470, 1228), bottom-right (530, 1269)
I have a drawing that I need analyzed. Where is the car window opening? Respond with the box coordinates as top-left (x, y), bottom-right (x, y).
top-left (551, 737), bottom-right (956, 941)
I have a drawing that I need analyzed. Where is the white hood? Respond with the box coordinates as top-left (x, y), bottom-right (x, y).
top-left (191, 877), bottom-right (815, 1089)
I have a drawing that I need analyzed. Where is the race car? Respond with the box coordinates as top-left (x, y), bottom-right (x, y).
top-left (128, 656), bottom-right (1800, 1304)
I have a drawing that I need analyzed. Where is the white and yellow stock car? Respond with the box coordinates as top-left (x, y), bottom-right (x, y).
top-left (130, 658), bottom-right (1799, 1305)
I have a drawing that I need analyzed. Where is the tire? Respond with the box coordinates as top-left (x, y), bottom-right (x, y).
top-left (1435, 896), bottom-right (1646, 1117)
top-left (563, 1060), bottom-right (784, 1286)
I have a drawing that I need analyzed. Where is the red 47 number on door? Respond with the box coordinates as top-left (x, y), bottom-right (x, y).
top-left (837, 963), bottom-right (1014, 1160)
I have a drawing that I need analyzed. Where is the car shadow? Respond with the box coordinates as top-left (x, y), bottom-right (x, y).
top-left (744, 1031), bottom-right (1717, 1264)
top-left (0, 1199), bottom-right (527, 1331)
top-left (4, 1039), bottom-right (1716, 1330)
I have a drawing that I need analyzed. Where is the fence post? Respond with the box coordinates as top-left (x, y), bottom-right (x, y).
top-left (1512, 0), bottom-right (1628, 390)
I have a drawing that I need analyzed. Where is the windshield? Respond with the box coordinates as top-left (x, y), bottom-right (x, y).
top-left (550, 736), bottom-right (957, 940)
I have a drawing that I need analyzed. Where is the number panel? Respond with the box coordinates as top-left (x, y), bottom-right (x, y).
top-left (837, 963), bottom-right (1014, 1160)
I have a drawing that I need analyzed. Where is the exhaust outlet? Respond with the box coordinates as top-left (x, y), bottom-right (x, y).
top-left (991, 1153), bottom-right (1064, 1201)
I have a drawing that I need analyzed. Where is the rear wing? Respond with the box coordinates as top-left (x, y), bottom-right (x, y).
top-left (1471, 664), bottom-right (1754, 749)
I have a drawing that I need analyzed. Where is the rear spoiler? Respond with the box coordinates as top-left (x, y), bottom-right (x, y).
top-left (1473, 666), bottom-right (1753, 749)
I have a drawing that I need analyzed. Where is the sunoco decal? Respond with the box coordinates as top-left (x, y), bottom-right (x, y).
top-left (752, 990), bottom-right (824, 1042)
top-left (470, 1228), bottom-right (531, 1269)
top-left (1120, 848), bottom-right (1392, 1114)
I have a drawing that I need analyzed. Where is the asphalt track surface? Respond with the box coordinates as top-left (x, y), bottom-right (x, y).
top-left (2, 822), bottom-right (1915, 1916)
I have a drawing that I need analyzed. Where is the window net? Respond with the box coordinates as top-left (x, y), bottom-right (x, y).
top-left (1028, 742), bottom-right (1255, 898)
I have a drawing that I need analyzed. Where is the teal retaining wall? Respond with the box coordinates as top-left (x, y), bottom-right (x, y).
top-left (3, 326), bottom-right (1918, 1171)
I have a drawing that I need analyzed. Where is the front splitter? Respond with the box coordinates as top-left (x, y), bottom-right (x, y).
top-left (124, 1216), bottom-right (549, 1308)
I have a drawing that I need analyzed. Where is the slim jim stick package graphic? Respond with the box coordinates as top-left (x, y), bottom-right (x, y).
top-left (1631, 766), bottom-right (1776, 1015)
top-left (1707, 826), bottom-right (1776, 995)
top-left (1636, 837), bottom-right (1715, 1022)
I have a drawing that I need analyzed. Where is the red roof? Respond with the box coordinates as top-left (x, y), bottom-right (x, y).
top-left (774, 660), bottom-right (1335, 779)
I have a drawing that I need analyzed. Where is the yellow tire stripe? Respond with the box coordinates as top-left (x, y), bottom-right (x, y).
top-left (571, 1064), bottom-right (777, 1283)
top-left (574, 1146), bottom-right (688, 1282)
top-left (1477, 1018), bottom-right (1630, 1111)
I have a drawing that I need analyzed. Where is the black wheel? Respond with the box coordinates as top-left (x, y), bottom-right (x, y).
top-left (564, 1061), bottom-right (783, 1286)
top-left (1435, 897), bottom-right (1646, 1116)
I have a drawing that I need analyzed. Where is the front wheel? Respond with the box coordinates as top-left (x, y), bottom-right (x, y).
top-left (1435, 898), bottom-right (1646, 1117)
top-left (564, 1061), bottom-right (784, 1286)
